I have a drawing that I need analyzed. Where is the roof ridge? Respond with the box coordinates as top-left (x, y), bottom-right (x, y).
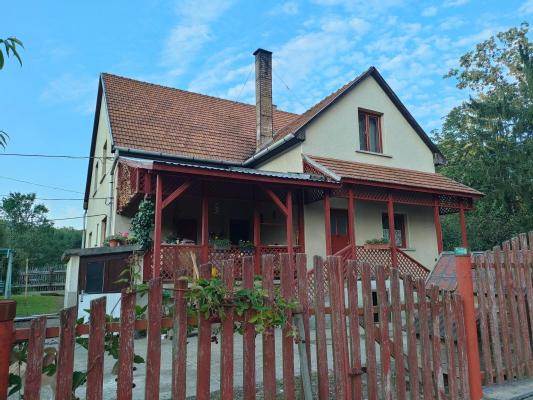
top-left (101, 72), bottom-right (299, 117)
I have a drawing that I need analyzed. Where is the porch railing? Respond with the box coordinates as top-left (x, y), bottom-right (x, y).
top-left (144, 244), bottom-right (303, 281)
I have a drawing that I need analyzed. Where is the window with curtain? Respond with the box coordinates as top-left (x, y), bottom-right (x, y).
top-left (382, 213), bottom-right (407, 247)
top-left (358, 110), bottom-right (383, 153)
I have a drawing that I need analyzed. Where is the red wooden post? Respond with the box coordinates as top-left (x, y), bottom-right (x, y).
top-left (280, 253), bottom-right (295, 399)
top-left (347, 188), bottom-right (356, 258)
top-left (56, 307), bottom-right (77, 400)
top-left (145, 279), bottom-right (162, 400)
top-left (262, 254), bottom-right (277, 400)
top-left (220, 260), bottom-right (235, 399)
top-left (313, 256), bottom-right (330, 400)
top-left (201, 186), bottom-right (209, 264)
top-left (433, 197), bottom-right (443, 254)
top-left (459, 203), bottom-right (469, 249)
top-left (0, 300), bottom-right (15, 400)
top-left (286, 190), bottom-right (294, 258)
top-left (196, 264), bottom-right (212, 400)
top-left (387, 193), bottom-right (397, 267)
top-left (117, 291), bottom-right (136, 400)
top-left (455, 253), bottom-right (483, 400)
top-left (172, 267), bottom-right (188, 400)
top-left (254, 201), bottom-right (261, 274)
top-left (298, 192), bottom-right (305, 252)
top-left (324, 192), bottom-right (332, 256)
top-left (242, 257), bottom-right (256, 399)
top-left (87, 298), bottom-right (106, 400)
top-left (25, 316), bottom-right (47, 400)
top-left (153, 174), bottom-right (163, 278)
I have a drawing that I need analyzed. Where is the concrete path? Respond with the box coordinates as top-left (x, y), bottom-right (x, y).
top-left (483, 380), bottom-right (533, 400)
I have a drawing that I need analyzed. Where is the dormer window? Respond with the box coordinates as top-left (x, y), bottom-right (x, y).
top-left (358, 109), bottom-right (382, 153)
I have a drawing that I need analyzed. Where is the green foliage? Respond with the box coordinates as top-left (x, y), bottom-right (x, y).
top-left (212, 238), bottom-right (231, 249)
top-left (365, 237), bottom-right (389, 245)
top-left (436, 23), bottom-right (533, 250)
top-left (0, 129), bottom-right (8, 149)
top-left (130, 199), bottom-right (155, 251)
top-left (0, 37), bottom-right (23, 70)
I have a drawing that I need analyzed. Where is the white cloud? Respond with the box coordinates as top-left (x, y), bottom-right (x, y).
top-left (443, 0), bottom-right (469, 7)
top-left (40, 74), bottom-right (97, 114)
top-left (161, 0), bottom-right (235, 77)
top-left (439, 16), bottom-right (465, 30)
top-left (421, 6), bottom-right (438, 17)
top-left (519, 0), bottom-right (533, 14)
top-left (270, 1), bottom-right (299, 15)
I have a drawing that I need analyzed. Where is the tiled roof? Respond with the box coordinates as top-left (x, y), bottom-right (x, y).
top-left (306, 155), bottom-right (483, 197)
top-left (102, 73), bottom-right (298, 163)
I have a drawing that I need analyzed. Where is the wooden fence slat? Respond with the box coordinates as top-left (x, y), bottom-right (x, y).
top-left (429, 287), bottom-right (445, 400)
top-left (262, 254), bottom-right (277, 400)
top-left (296, 253), bottom-right (311, 375)
top-left (454, 294), bottom-right (470, 399)
top-left (503, 247), bottom-right (524, 378)
top-left (390, 268), bottom-right (406, 400)
top-left (313, 256), bottom-right (330, 400)
top-left (280, 253), bottom-right (295, 400)
top-left (196, 264), bottom-right (212, 400)
top-left (376, 266), bottom-right (392, 400)
top-left (403, 276), bottom-right (419, 400)
top-left (145, 278), bottom-right (162, 400)
top-left (514, 249), bottom-right (533, 376)
top-left (493, 246), bottom-right (513, 379)
top-left (328, 256), bottom-right (349, 400)
top-left (443, 292), bottom-right (458, 400)
top-left (522, 248), bottom-right (533, 375)
top-left (55, 307), bottom-right (76, 400)
top-left (24, 316), bottom-right (46, 400)
top-left (117, 291), bottom-right (136, 400)
top-left (416, 279), bottom-right (433, 400)
top-left (361, 263), bottom-right (378, 400)
top-left (475, 262), bottom-right (494, 385)
top-left (172, 267), bottom-right (188, 400)
top-left (220, 259), bottom-right (235, 399)
top-left (242, 256), bottom-right (256, 400)
top-left (347, 261), bottom-right (363, 400)
top-left (86, 297), bottom-right (106, 400)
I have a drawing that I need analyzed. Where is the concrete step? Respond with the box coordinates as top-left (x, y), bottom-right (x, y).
top-left (483, 380), bottom-right (533, 400)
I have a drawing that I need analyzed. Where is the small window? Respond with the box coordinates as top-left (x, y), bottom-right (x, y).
top-left (358, 110), bottom-right (382, 153)
top-left (382, 213), bottom-right (407, 248)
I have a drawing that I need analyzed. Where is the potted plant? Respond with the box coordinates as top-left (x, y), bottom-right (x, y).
top-left (213, 238), bottom-right (231, 250)
top-left (107, 232), bottom-right (129, 248)
top-left (364, 237), bottom-right (390, 250)
top-left (239, 240), bottom-right (255, 255)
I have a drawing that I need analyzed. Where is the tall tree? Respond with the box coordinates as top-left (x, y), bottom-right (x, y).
top-left (436, 23), bottom-right (533, 250)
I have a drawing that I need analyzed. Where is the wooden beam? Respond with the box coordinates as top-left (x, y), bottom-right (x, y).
top-left (253, 201), bottom-right (261, 274)
top-left (153, 174), bottom-right (163, 278)
top-left (286, 190), bottom-right (294, 258)
top-left (262, 187), bottom-right (288, 216)
top-left (162, 179), bottom-right (193, 209)
top-left (434, 196), bottom-right (444, 254)
top-left (459, 203), bottom-right (469, 248)
top-left (348, 188), bottom-right (356, 258)
top-left (387, 193), bottom-right (398, 268)
top-left (201, 188), bottom-right (209, 264)
top-left (298, 191), bottom-right (305, 252)
top-left (324, 192), bottom-right (332, 256)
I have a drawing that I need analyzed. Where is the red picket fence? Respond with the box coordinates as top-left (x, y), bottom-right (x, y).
top-left (1, 254), bottom-right (472, 399)
top-left (474, 232), bottom-right (533, 386)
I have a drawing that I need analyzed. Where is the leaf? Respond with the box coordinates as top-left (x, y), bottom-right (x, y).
top-left (8, 373), bottom-right (21, 395)
top-left (72, 371), bottom-right (87, 390)
top-left (0, 51), bottom-right (4, 70)
top-left (133, 354), bottom-right (145, 364)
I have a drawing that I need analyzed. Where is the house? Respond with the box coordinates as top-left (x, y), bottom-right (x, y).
top-left (81, 48), bottom-right (482, 284)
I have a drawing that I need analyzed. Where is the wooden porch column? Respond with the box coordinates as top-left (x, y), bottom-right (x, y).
top-left (286, 190), bottom-right (294, 258)
top-left (253, 202), bottom-right (261, 274)
top-left (201, 186), bottom-right (209, 264)
top-left (433, 197), bottom-right (444, 254)
top-left (298, 191), bottom-right (305, 252)
top-left (324, 192), bottom-right (332, 256)
top-left (153, 174), bottom-right (163, 278)
top-left (459, 203), bottom-right (469, 249)
top-left (347, 188), bottom-right (356, 258)
top-left (387, 193), bottom-right (398, 268)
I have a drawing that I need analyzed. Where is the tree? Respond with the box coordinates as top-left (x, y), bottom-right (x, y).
top-left (1, 36), bottom-right (23, 148)
top-left (436, 23), bottom-right (533, 250)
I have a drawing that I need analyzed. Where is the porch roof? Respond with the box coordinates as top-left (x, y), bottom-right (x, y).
top-left (304, 154), bottom-right (483, 198)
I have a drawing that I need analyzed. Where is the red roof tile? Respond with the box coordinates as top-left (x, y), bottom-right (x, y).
top-left (102, 73), bottom-right (298, 163)
top-left (306, 155), bottom-right (483, 197)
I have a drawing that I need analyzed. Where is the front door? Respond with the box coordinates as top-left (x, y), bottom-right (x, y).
top-left (331, 209), bottom-right (349, 254)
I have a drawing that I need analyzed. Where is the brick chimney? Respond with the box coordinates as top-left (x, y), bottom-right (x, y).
top-left (254, 48), bottom-right (273, 149)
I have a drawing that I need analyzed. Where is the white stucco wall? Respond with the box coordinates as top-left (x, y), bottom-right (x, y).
top-left (302, 76), bottom-right (436, 172)
top-left (85, 99), bottom-right (115, 248)
top-left (256, 143), bottom-right (304, 173)
top-left (64, 255), bottom-right (80, 308)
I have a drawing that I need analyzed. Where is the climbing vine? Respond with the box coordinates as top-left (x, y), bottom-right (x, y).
top-left (129, 199), bottom-right (155, 251)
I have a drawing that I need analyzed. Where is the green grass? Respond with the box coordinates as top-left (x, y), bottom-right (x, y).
top-left (11, 294), bottom-right (64, 317)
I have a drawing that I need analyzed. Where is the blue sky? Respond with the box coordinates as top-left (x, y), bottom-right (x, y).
top-left (1, 0), bottom-right (529, 228)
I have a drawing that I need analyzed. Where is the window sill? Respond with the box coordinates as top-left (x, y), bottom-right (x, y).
top-left (400, 247), bottom-right (416, 252)
top-left (356, 150), bottom-right (392, 158)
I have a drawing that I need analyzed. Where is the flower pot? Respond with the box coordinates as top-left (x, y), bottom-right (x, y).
top-left (109, 239), bottom-right (121, 248)
top-left (364, 243), bottom-right (390, 250)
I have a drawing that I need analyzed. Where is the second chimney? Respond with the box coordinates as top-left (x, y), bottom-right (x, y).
top-left (254, 48), bottom-right (273, 150)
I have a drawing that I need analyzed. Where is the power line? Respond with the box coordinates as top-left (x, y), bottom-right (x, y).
top-left (0, 175), bottom-right (84, 194)
top-left (273, 70), bottom-right (308, 111)
top-left (49, 213), bottom-right (108, 222)
top-left (0, 195), bottom-right (111, 201)
top-left (235, 64), bottom-right (254, 103)
top-left (0, 153), bottom-right (112, 160)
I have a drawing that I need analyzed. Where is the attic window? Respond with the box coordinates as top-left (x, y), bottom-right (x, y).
top-left (358, 109), bottom-right (382, 153)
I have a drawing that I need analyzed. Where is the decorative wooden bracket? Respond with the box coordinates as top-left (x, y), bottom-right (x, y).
top-left (262, 187), bottom-right (288, 216)
top-left (162, 179), bottom-right (193, 209)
